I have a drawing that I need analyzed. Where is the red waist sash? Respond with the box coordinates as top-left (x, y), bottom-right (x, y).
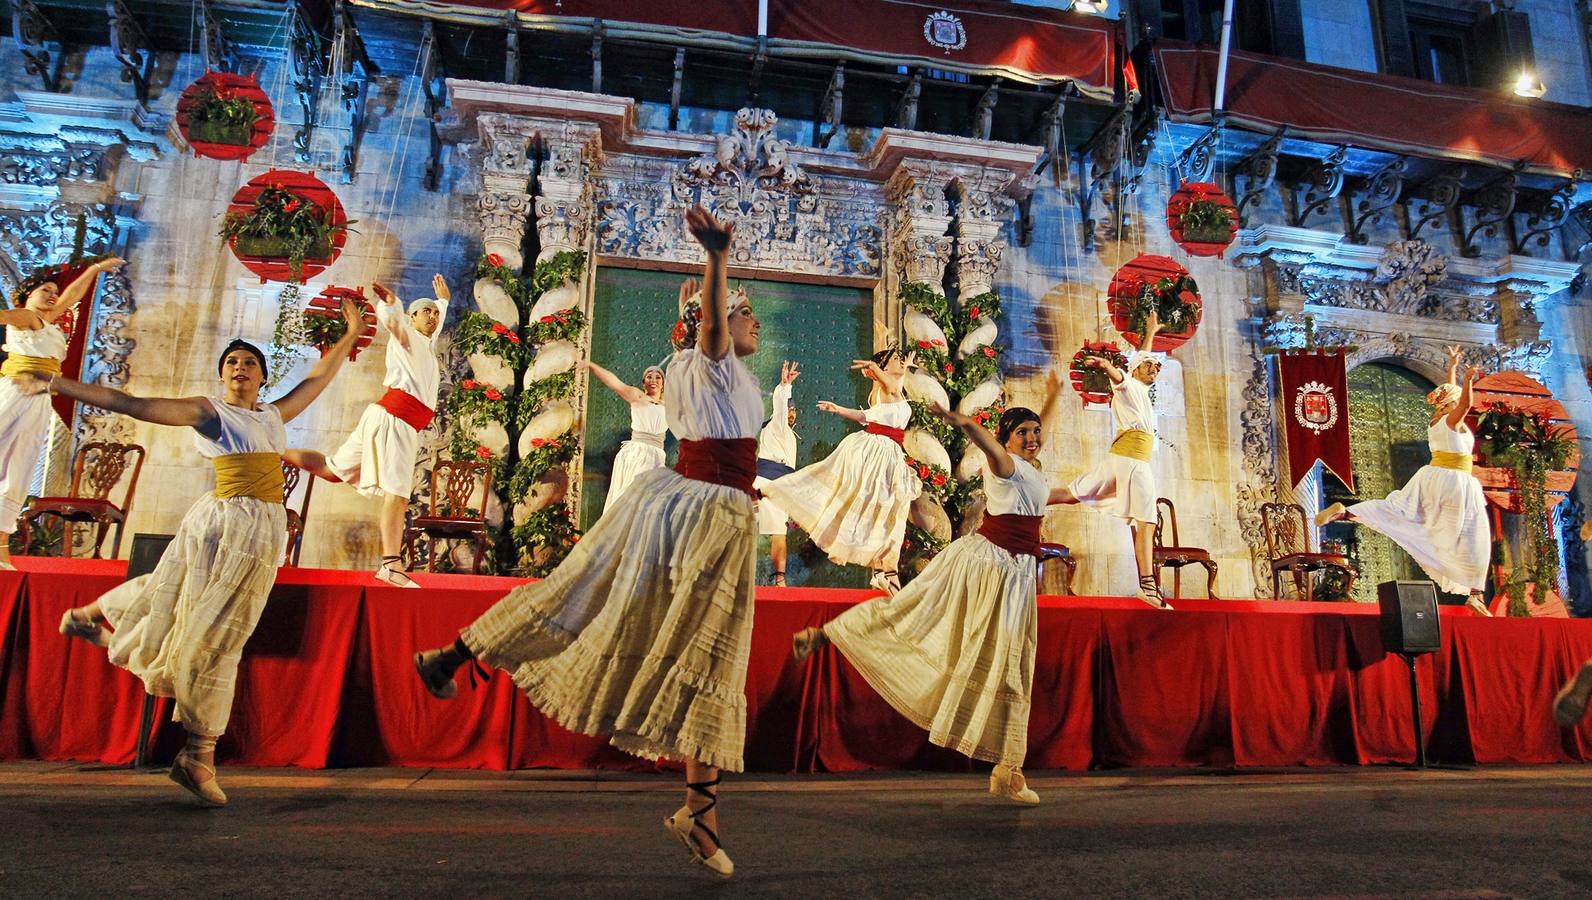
top-left (865, 422), bottom-right (906, 445)
top-left (675, 438), bottom-right (758, 496)
top-left (977, 513), bottom-right (1044, 558)
top-left (377, 388), bottom-right (436, 431)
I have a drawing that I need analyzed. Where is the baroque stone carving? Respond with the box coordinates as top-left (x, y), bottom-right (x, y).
top-left (1272, 240), bottom-right (1497, 323)
top-left (595, 109), bottom-right (881, 279)
top-left (77, 268), bottom-right (137, 445)
top-left (1, 147), bottom-right (106, 186)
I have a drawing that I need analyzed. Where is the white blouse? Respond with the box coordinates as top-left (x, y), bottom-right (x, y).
top-left (984, 456), bottom-right (1050, 517)
top-left (862, 397), bottom-right (912, 429)
top-left (195, 398), bottom-right (286, 458)
top-left (629, 399), bottom-right (668, 436)
top-left (664, 349), bottom-right (764, 441)
top-left (3, 321), bottom-right (67, 360)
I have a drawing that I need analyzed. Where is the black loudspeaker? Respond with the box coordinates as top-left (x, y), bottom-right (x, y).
top-left (1379, 580), bottom-right (1441, 655)
top-left (126, 533), bottom-right (174, 581)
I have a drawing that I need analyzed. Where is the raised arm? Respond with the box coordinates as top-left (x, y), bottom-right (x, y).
top-left (766, 360), bottom-right (800, 434)
top-left (1083, 355), bottom-right (1125, 385)
top-left (44, 257), bottom-right (124, 324)
top-left (1443, 345), bottom-right (1461, 386)
top-left (432, 273), bottom-right (452, 332)
top-left (0, 308), bottom-right (45, 329)
top-left (1138, 309), bottom-right (1161, 355)
top-left (1448, 365), bottom-right (1479, 430)
top-left (932, 402), bottom-right (1014, 479)
top-left (273, 296), bottom-right (365, 423)
top-left (816, 400), bottom-right (865, 424)
top-left (685, 206), bottom-right (734, 360)
top-left (1039, 365), bottom-right (1065, 435)
top-left (579, 359), bottom-right (646, 404)
top-left (370, 282), bottom-right (410, 351)
top-left (35, 376), bottom-right (215, 428)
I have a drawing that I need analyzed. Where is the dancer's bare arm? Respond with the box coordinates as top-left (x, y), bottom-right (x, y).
top-left (0, 308), bottom-right (44, 329)
top-left (579, 359), bottom-right (645, 404)
top-left (1083, 355), bottom-right (1124, 385)
top-left (432, 273), bottom-right (451, 329)
top-left (274, 297), bottom-right (365, 423)
top-left (817, 400), bottom-right (865, 424)
top-left (1138, 309), bottom-right (1161, 355)
top-left (686, 206), bottom-right (734, 360)
top-left (1448, 365), bottom-right (1480, 430)
top-left (932, 402), bottom-right (1014, 479)
top-left (371, 282), bottom-right (411, 351)
top-left (1039, 366), bottom-right (1064, 435)
top-left (32, 376), bottom-right (215, 428)
top-left (4, 257), bottom-right (124, 328)
top-left (1444, 345), bottom-right (1461, 386)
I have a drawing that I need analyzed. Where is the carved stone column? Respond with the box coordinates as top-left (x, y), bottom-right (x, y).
top-left (951, 169), bottom-right (1014, 298)
top-left (882, 161), bottom-right (954, 347)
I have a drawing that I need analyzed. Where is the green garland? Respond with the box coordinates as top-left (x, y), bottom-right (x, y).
top-left (454, 310), bottom-right (529, 367)
top-left (523, 306), bottom-right (587, 345)
top-left (505, 430), bottom-right (579, 503)
top-left (446, 379), bottom-right (512, 433)
top-left (531, 250), bottom-right (586, 294)
top-left (517, 372), bottom-right (577, 426)
top-left (447, 432), bottom-right (505, 481)
top-left (1476, 403), bottom-right (1574, 615)
top-left (1115, 274), bottom-right (1200, 339)
top-left (219, 184), bottom-right (353, 283)
top-left (509, 502), bottom-right (581, 577)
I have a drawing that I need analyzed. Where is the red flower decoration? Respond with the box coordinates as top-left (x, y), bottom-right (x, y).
top-left (917, 465), bottom-right (930, 478)
top-left (486, 253), bottom-right (504, 267)
top-left (931, 473), bottom-right (946, 486)
top-left (475, 446), bottom-right (493, 459)
top-left (462, 379), bottom-right (478, 390)
top-left (484, 388), bottom-right (502, 401)
top-left (540, 315), bottom-right (555, 323)
top-left (531, 437), bottom-right (547, 448)
top-left (969, 306), bottom-right (980, 318)
top-left (982, 347), bottom-right (997, 358)
top-left (550, 439), bottom-right (561, 447)
top-left (282, 200), bottom-right (300, 213)
top-left (917, 339), bottom-right (932, 349)
top-left (491, 323), bottom-right (508, 334)
top-left (507, 333), bottom-right (521, 344)
top-left (943, 364), bottom-right (954, 374)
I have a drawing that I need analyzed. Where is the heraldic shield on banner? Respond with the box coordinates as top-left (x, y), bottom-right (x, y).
top-left (1278, 350), bottom-right (1354, 492)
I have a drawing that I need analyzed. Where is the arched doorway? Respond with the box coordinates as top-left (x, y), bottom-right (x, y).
top-left (1322, 361), bottom-right (1438, 602)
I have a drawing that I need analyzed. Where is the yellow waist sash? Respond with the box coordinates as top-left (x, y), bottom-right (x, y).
top-left (1, 354), bottom-right (62, 379)
top-left (212, 452), bottom-right (285, 503)
top-left (1430, 450), bottom-right (1473, 473)
top-left (1110, 429), bottom-right (1154, 462)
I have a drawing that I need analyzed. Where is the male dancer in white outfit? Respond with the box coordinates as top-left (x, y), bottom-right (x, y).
top-left (286, 274), bottom-right (450, 587)
top-left (754, 360), bottom-right (800, 585)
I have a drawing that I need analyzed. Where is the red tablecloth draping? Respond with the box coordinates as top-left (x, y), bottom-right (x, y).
top-left (4, 559), bottom-right (1592, 771)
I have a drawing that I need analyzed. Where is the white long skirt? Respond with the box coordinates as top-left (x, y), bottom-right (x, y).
top-left (0, 380), bottom-right (52, 533)
top-left (464, 466), bottom-right (757, 772)
top-left (327, 404), bottom-right (421, 498)
top-left (1349, 465), bottom-right (1489, 594)
top-left (753, 476), bottom-right (789, 536)
top-left (603, 440), bottom-right (666, 514)
top-left (1069, 453), bottom-right (1157, 524)
top-left (760, 431), bottom-right (921, 570)
top-left (98, 495), bottom-right (287, 737)
top-left (823, 533), bottom-right (1037, 766)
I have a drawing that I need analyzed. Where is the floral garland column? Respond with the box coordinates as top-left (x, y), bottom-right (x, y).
top-left (510, 121), bottom-right (601, 575)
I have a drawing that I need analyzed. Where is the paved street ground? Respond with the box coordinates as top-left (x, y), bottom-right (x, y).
top-left (2, 762), bottom-right (1590, 898)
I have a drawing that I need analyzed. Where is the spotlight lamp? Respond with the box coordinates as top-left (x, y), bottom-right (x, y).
top-left (1513, 69), bottom-right (1547, 98)
top-left (1070, 0), bottom-right (1107, 13)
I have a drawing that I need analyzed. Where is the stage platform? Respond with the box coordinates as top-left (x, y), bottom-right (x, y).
top-left (4, 557), bottom-right (1591, 772)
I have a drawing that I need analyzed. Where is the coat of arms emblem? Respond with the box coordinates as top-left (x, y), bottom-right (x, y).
top-left (1293, 381), bottom-right (1339, 434)
top-left (923, 11), bottom-right (967, 52)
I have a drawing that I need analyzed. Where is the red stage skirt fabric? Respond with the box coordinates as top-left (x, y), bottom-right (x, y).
top-left (4, 559), bottom-right (1592, 771)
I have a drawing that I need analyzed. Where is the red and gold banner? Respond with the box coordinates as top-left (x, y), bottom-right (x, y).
top-left (1278, 350), bottom-right (1353, 491)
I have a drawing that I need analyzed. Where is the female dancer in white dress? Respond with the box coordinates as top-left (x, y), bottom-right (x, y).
top-left (1051, 312), bottom-right (1173, 609)
top-left (47, 297), bottom-right (364, 806)
top-left (792, 368), bottom-right (1066, 804)
top-left (1317, 346), bottom-right (1491, 615)
top-left (760, 348), bottom-right (922, 593)
top-left (754, 360), bottom-right (800, 586)
top-left (580, 359), bottom-right (668, 514)
top-left (0, 255), bottom-right (125, 569)
top-left (413, 207), bottom-right (757, 878)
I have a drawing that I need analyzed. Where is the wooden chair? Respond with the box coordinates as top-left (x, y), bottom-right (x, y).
top-left (281, 460), bottom-right (315, 567)
top-left (1153, 497), bottom-right (1218, 599)
top-left (20, 441), bottom-right (145, 559)
top-left (403, 459), bottom-right (493, 574)
top-left (1037, 542), bottom-right (1078, 596)
top-left (1260, 502), bottom-right (1356, 601)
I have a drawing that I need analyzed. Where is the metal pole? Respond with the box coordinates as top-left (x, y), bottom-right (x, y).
top-left (757, 0), bottom-right (767, 37)
top-left (1213, 0), bottom-right (1237, 112)
top-left (1403, 653), bottom-right (1427, 768)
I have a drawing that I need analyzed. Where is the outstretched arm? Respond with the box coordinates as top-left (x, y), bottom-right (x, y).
top-left (371, 282), bottom-right (411, 352)
top-left (44, 257), bottom-right (124, 325)
top-left (686, 206), bottom-right (734, 360)
top-left (1448, 365), bottom-right (1479, 430)
top-left (1084, 355), bottom-right (1125, 385)
top-left (35, 376), bottom-right (215, 428)
top-left (817, 400), bottom-right (865, 424)
top-left (1039, 365), bottom-right (1064, 436)
top-left (579, 359), bottom-right (646, 404)
top-left (1443, 345), bottom-right (1461, 386)
top-left (431, 273), bottom-right (451, 334)
top-left (273, 297), bottom-right (365, 423)
top-left (0, 308), bottom-right (44, 329)
top-left (1138, 309), bottom-right (1161, 355)
top-left (932, 402), bottom-right (1014, 479)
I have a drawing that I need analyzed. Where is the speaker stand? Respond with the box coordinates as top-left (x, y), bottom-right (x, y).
top-left (133, 692), bottom-right (162, 771)
top-left (1399, 653), bottom-right (1427, 769)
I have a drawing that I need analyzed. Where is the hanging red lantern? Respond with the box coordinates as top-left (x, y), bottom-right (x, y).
top-left (1469, 371), bottom-right (1579, 514)
top-left (222, 170), bottom-right (350, 284)
top-left (1069, 341), bottom-right (1127, 405)
top-left (303, 285), bottom-right (378, 361)
top-left (176, 71), bottom-right (274, 162)
top-left (1108, 254), bottom-right (1202, 352)
top-left (1165, 182), bottom-right (1238, 257)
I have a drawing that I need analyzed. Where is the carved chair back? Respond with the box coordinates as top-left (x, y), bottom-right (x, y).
top-left (428, 460), bottom-right (492, 521)
top-left (1154, 497), bottom-right (1180, 550)
top-left (69, 442), bottom-right (145, 507)
top-left (1260, 502), bottom-right (1312, 561)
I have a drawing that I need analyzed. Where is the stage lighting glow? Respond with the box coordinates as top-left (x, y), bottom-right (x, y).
top-left (1513, 70), bottom-right (1546, 98)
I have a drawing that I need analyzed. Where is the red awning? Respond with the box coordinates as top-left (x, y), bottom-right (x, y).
top-left (358, 0), bottom-right (1118, 99)
top-left (1154, 42), bottom-right (1592, 178)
